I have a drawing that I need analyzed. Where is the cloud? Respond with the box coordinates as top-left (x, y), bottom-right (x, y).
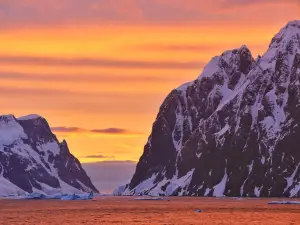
top-left (0, 84), bottom-right (164, 100)
top-left (0, 86), bottom-right (81, 97)
top-left (0, 55), bottom-right (204, 70)
top-left (51, 127), bottom-right (84, 133)
top-left (0, 85), bottom-right (111, 100)
top-left (136, 44), bottom-right (217, 52)
top-left (0, 84), bottom-right (167, 115)
top-left (91, 160), bottom-right (136, 164)
top-left (84, 155), bottom-right (114, 159)
top-left (0, 0), bottom-right (297, 28)
top-left (134, 43), bottom-right (268, 54)
top-left (0, 0), bottom-right (211, 26)
top-left (51, 126), bottom-right (143, 136)
top-left (91, 128), bottom-right (138, 134)
top-left (0, 71), bottom-right (189, 83)
top-left (220, 0), bottom-right (297, 5)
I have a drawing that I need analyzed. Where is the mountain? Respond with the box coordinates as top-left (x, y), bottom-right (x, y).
top-left (0, 114), bottom-right (99, 196)
top-left (115, 20), bottom-right (300, 197)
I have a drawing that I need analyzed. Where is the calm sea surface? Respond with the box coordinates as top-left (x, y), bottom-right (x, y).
top-left (0, 197), bottom-right (299, 224)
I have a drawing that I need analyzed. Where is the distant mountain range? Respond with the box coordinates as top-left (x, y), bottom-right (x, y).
top-left (115, 20), bottom-right (300, 197)
top-left (0, 114), bottom-right (98, 196)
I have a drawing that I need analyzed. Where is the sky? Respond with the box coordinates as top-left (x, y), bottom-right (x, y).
top-left (0, 0), bottom-right (299, 192)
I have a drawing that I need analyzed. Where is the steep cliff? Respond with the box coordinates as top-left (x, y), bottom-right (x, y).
top-left (116, 21), bottom-right (300, 197)
top-left (0, 114), bottom-right (98, 196)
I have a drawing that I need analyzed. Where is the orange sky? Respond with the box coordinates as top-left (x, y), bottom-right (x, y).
top-left (0, 0), bottom-right (299, 163)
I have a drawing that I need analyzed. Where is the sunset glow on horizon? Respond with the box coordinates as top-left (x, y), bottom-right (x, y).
top-left (1, 0), bottom-right (299, 163)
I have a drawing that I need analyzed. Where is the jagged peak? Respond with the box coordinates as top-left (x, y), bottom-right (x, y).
top-left (0, 114), bottom-right (17, 123)
top-left (60, 139), bottom-right (68, 147)
top-left (176, 81), bottom-right (193, 91)
top-left (258, 20), bottom-right (300, 71)
top-left (221, 45), bottom-right (251, 58)
top-left (197, 45), bottom-right (254, 79)
top-left (17, 114), bottom-right (54, 139)
top-left (59, 139), bottom-right (71, 154)
top-left (285, 20), bottom-right (300, 29)
top-left (0, 114), bottom-right (27, 145)
top-left (17, 114), bottom-right (43, 121)
top-left (269, 20), bottom-right (300, 49)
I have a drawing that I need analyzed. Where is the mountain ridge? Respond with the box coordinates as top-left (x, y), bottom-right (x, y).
top-left (115, 20), bottom-right (300, 197)
top-left (0, 114), bottom-right (99, 196)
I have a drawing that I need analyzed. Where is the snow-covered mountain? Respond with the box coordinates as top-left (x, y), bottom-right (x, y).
top-left (115, 20), bottom-right (300, 197)
top-left (0, 114), bottom-right (98, 196)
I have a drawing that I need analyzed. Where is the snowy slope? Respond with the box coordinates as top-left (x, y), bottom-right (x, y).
top-left (116, 20), bottom-right (300, 197)
top-left (0, 114), bottom-right (99, 196)
top-left (0, 176), bottom-right (27, 197)
top-left (0, 115), bottom-right (27, 145)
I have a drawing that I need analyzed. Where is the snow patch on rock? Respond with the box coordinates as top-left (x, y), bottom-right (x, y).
top-left (18, 114), bottom-right (42, 121)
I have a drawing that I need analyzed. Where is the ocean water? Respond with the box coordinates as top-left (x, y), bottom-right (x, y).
top-left (0, 197), bottom-right (300, 224)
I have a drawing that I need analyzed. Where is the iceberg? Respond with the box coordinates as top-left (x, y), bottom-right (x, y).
top-left (60, 192), bottom-right (93, 200)
top-left (20, 192), bottom-right (62, 200)
top-left (24, 192), bottom-right (46, 199)
top-left (20, 192), bottom-right (94, 200)
top-left (60, 194), bottom-right (78, 200)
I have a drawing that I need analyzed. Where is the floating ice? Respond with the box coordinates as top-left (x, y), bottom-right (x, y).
top-left (268, 201), bottom-right (300, 205)
top-left (134, 197), bottom-right (165, 201)
top-left (60, 192), bottom-right (93, 200)
top-left (24, 192), bottom-right (46, 199)
top-left (20, 192), bottom-right (94, 200)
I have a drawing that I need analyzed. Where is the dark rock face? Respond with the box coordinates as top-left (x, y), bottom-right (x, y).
top-left (117, 21), bottom-right (300, 197)
top-left (0, 114), bottom-right (98, 195)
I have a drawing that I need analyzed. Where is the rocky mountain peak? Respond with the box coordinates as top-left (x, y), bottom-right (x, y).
top-left (269, 20), bottom-right (300, 55)
top-left (0, 114), bottom-right (17, 122)
top-left (0, 114), bottom-right (99, 196)
top-left (197, 45), bottom-right (254, 81)
top-left (223, 45), bottom-right (254, 74)
top-left (18, 114), bottom-right (42, 121)
top-left (17, 114), bottom-right (57, 147)
top-left (0, 114), bottom-right (27, 145)
top-left (59, 139), bottom-right (70, 154)
top-left (116, 20), bottom-right (300, 198)
top-left (177, 45), bottom-right (254, 93)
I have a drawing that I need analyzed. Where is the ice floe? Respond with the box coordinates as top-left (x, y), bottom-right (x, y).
top-left (268, 201), bottom-right (300, 205)
top-left (134, 197), bottom-right (165, 201)
top-left (18, 192), bottom-right (94, 200)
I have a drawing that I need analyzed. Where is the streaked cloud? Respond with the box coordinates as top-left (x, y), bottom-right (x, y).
top-left (0, 84), bottom-right (165, 98)
top-left (0, 0), bottom-right (297, 28)
top-left (0, 84), bottom-right (168, 115)
top-left (221, 0), bottom-right (297, 5)
top-left (84, 155), bottom-right (114, 159)
top-left (93, 160), bottom-right (136, 164)
top-left (0, 85), bottom-right (103, 98)
top-left (0, 55), bottom-right (204, 70)
top-left (135, 43), bottom-right (267, 53)
top-left (52, 127), bottom-right (85, 133)
top-left (136, 44), bottom-right (217, 52)
top-left (0, 71), bottom-right (189, 83)
top-left (0, 85), bottom-right (78, 97)
top-left (91, 128), bottom-right (139, 134)
top-left (52, 126), bottom-right (143, 136)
